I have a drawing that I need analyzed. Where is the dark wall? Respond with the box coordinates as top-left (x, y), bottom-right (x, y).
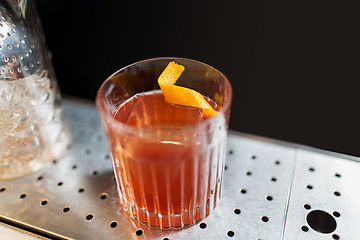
top-left (35, 0), bottom-right (360, 156)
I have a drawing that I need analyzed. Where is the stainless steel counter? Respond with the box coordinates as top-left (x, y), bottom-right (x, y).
top-left (0, 98), bottom-right (358, 239)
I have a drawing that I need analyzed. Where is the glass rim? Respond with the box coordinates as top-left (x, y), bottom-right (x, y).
top-left (96, 57), bottom-right (233, 132)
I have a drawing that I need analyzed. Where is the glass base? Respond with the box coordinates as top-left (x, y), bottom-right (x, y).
top-left (120, 194), bottom-right (217, 229)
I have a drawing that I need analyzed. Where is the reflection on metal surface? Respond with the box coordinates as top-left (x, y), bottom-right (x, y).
top-left (0, 98), bottom-right (359, 239)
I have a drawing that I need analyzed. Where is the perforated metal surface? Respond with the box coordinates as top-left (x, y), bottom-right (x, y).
top-left (0, 98), bottom-right (359, 239)
top-left (283, 149), bottom-right (360, 240)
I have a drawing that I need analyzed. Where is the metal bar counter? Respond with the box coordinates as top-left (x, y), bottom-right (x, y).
top-left (0, 98), bottom-right (358, 240)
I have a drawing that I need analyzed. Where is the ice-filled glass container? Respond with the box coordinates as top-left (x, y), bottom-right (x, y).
top-left (0, 0), bottom-right (70, 180)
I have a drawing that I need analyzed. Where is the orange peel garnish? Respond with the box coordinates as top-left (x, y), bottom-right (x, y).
top-left (158, 61), bottom-right (218, 118)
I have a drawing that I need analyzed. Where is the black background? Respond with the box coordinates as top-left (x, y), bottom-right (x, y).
top-left (35, 0), bottom-right (360, 156)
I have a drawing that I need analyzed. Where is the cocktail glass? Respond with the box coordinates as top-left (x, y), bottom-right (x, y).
top-left (96, 57), bottom-right (232, 229)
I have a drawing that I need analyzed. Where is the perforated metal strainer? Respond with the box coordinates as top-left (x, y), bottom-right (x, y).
top-left (0, 2), bottom-right (44, 80)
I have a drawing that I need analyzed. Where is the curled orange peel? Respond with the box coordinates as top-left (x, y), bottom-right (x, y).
top-left (158, 61), bottom-right (218, 118)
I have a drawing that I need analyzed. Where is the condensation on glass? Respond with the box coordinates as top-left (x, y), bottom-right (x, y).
top-left (0, 0), bottom-right (70, 180)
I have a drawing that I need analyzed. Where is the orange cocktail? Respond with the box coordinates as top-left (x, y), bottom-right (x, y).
top-left (96, 58), bottom-right (232, 229)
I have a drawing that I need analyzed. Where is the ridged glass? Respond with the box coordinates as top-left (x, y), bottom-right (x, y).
top-left (96, 58), bottom-right (232, 229)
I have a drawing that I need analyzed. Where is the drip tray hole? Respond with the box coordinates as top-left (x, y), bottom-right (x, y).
top-left (306, 210), bottom-right (337, 234)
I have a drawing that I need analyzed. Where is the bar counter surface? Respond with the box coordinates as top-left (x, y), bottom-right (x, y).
top-left (0, 97), bottom-right (358, 240)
